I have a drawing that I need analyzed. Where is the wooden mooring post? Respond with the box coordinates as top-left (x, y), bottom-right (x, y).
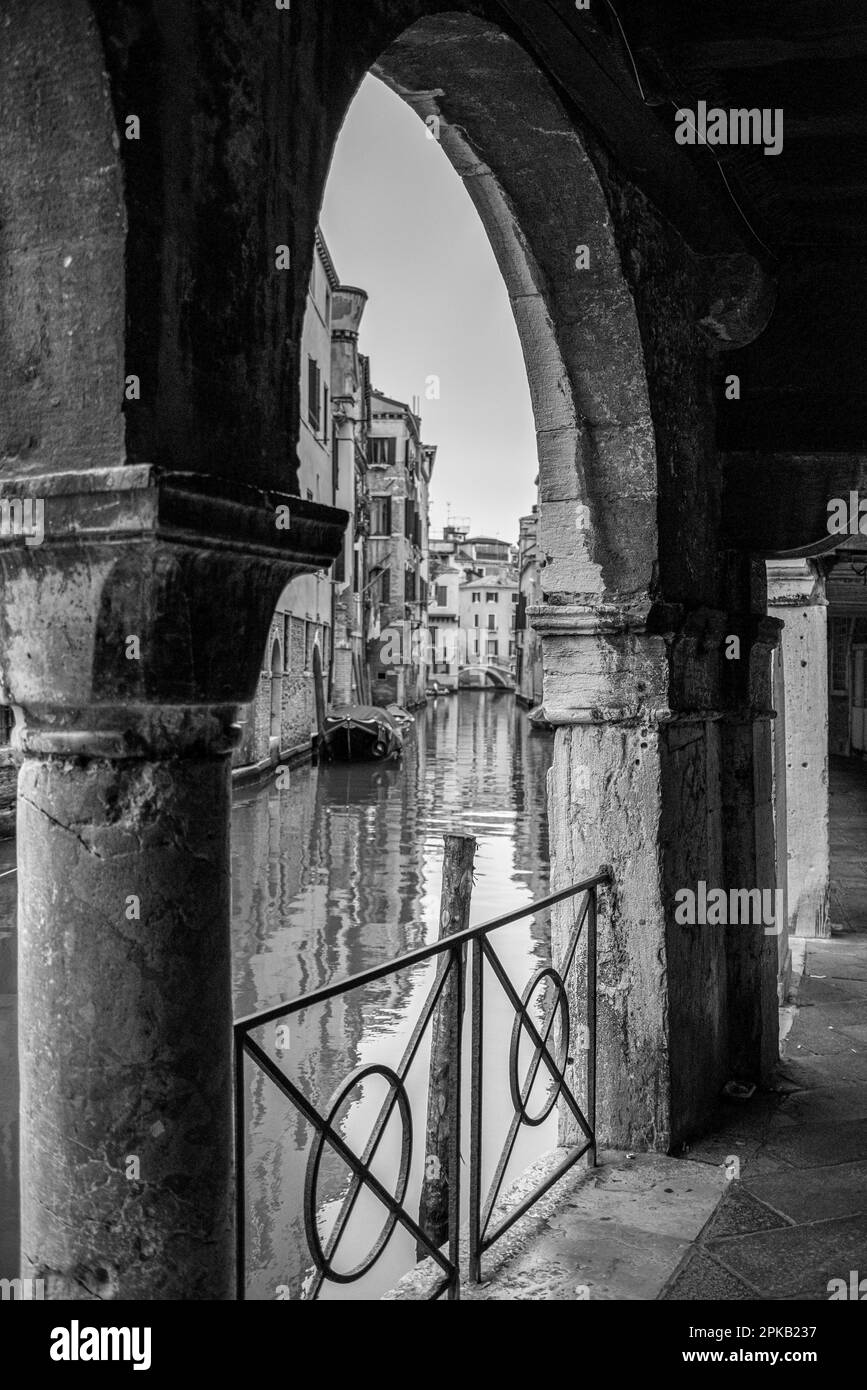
top-left (417, 832), bottom-right (476, 1261)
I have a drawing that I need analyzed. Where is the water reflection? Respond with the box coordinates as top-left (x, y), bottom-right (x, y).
top-left (0, 694), bottom-right (554, 1292)
top-left (232, 692), bottom-right (555, 1300)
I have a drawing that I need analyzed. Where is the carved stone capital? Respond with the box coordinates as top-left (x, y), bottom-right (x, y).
top-left (529, 604), bottom-right (670, 725)
top-left (0, 465), bottom-right (347, 752)
top-left (529, 602), bottom-right (781, 726)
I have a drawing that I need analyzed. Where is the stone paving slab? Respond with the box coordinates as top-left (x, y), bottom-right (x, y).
top-left (384, 1149), bottom-right (726, 1301)
top-left (761, 1117), bottom-right (867, 1169)
top-left (776, 1083), bottom-right (867, 1126)
top-left (778, 1052), bottom-right (867, 1086)
top-left (661, 1249), bottom-right (755, 1301)
top-left (706, 1214), bottom-right (867, 1300)
top-left (700, 1184), bottom-right (791, 1239)
top-left (744, 1159), bottom-right (867, 1224)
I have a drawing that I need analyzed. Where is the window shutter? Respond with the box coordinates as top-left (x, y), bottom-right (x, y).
top-left (308, 359), bottom-right (321, 431)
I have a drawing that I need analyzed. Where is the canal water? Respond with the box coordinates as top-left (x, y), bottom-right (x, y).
top-left (0, 691), bottom-right (556, 1297)
top-left (233, 691), bottom-right (557, 1300)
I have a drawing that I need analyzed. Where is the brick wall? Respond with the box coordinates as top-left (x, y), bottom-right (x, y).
top-left (233, 616), bottom-right (330, 770)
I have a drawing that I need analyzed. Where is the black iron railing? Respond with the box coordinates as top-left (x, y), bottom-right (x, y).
top-left (233, 868), bottom-right (610, 1300)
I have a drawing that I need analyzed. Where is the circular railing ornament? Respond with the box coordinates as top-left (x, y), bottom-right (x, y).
top-left (509, 966), bottom-right (570, 1126)
top-left (303, 1063), bottom-right (413, 1284)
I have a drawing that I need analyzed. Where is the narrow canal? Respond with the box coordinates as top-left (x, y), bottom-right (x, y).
top-left (0, 692), bottom-right (556, 1297)
top-left (233, 691), bottom-right (557, 1299)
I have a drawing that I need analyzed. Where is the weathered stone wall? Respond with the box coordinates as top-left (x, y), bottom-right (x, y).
top-left (234, 616), bottom-right (326, 770)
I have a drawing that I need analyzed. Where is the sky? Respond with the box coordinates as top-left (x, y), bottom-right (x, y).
top-left (319, 75), bottom-right (538, 543)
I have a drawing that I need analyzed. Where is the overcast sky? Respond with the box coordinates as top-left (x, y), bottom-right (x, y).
top-left (319, 74), bottom-right (538, 543)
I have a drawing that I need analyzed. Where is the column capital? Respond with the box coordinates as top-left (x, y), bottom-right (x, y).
top-left (0, 465), bottom-right (346, 742)
top-left (766, 556), bottom-right (828, 607)
top-left (529, 602), bottom-right (782, 727)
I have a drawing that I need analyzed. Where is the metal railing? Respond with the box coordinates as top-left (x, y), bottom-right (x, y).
top-left (233, 867), bottom-right (610, 1300)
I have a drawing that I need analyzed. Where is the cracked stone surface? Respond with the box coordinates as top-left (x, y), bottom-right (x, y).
top-left (17, 751), bottom-right (234, 1299)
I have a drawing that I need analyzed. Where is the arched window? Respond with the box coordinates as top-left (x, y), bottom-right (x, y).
top-left (269, 638), bottom-right (283, 741)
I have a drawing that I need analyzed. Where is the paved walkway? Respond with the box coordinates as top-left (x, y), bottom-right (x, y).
top-left (392, 757), bottom-right (867, 1301)
top-left (661, 756), bottom-right (867, 1299)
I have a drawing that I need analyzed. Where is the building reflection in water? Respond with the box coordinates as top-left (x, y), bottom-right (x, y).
top-left (232, 692), bottom-right (556, 1300)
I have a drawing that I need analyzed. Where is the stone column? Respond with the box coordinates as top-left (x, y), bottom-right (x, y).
top-left (766, 560), bottom-right (830, 939)
top-left (0, 466), bottom-right (346, 1298)
top-left (536, 603), bottom-right (781, 1150)
top-left (537, 607), bottom-right (677, 1150)
top-left (719, 615), bottom-right (785, 1086)
top-left (17, 711), bottom-right (235, 1299)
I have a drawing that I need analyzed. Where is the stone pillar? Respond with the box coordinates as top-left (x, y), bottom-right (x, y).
top-left (0, 466), bottom-right (346, 1298)
top-left (537, 603), bottom-right (781, 1150)
top-left (538, 608), bottom-right (678, 1150)
top-left (17, 712), bottom-right (235, 1299)
top-left (719, 616), bottom-right (784, 1086)
top-left (767, 560), bottom-right (830, 939)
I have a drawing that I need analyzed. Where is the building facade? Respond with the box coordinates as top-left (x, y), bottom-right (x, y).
top-left (330, 286), bottom-right (372, 709)
top-left (515, 506), bottom-right (543, 708)
top-left (234, 228), bottom-right (341, 773)
top-left (459, 572), bottom-right (518, 673)
top-left (366, 392), bottom-right (435, 708)
top-left (427, 564), bottom-right (463, 689)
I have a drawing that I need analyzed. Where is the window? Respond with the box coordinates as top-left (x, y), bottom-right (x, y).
top-left (474, 615), bottom-right (480, 628)
top-left (323, 386), bottom-right (329, 442)
top-left (472, 592), bottom-right (481, 604)
top-left (308, 358), bottom-right (321, 431)
top-left (832, 617), bottom-right (850, 694)
top-left (373, 567), bottom-right (391, 604)
top-left (486, 640), bottom-right (499, 658)
top-left (486, 592), bottom-right (498, 603)
top-left (511, 592), bottom-right (519, 603)
top-left (369, 436), bottom-right (396, 466)
top-left (436, 585), bottom-right (448, 608)
top-left (406, 569), bottom-right (417, 603)
top-left (334, 540), bottom-right (346, 584)
top-left (370, 497), bottom-right (392, 535)
top-left (488, 614), bottom-right (496, 631)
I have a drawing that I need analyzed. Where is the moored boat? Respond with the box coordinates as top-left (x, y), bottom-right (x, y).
top-left (320, 705), bottom-right (404, 762)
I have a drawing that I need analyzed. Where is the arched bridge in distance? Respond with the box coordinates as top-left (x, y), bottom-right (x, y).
top-left (457, 665), bottom-right (515, 691)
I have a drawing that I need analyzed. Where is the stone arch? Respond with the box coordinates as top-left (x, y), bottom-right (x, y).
top-left (313, 11), bottom-right (774, 1150)
top-left (364, 12), bottom-right (659, 621)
